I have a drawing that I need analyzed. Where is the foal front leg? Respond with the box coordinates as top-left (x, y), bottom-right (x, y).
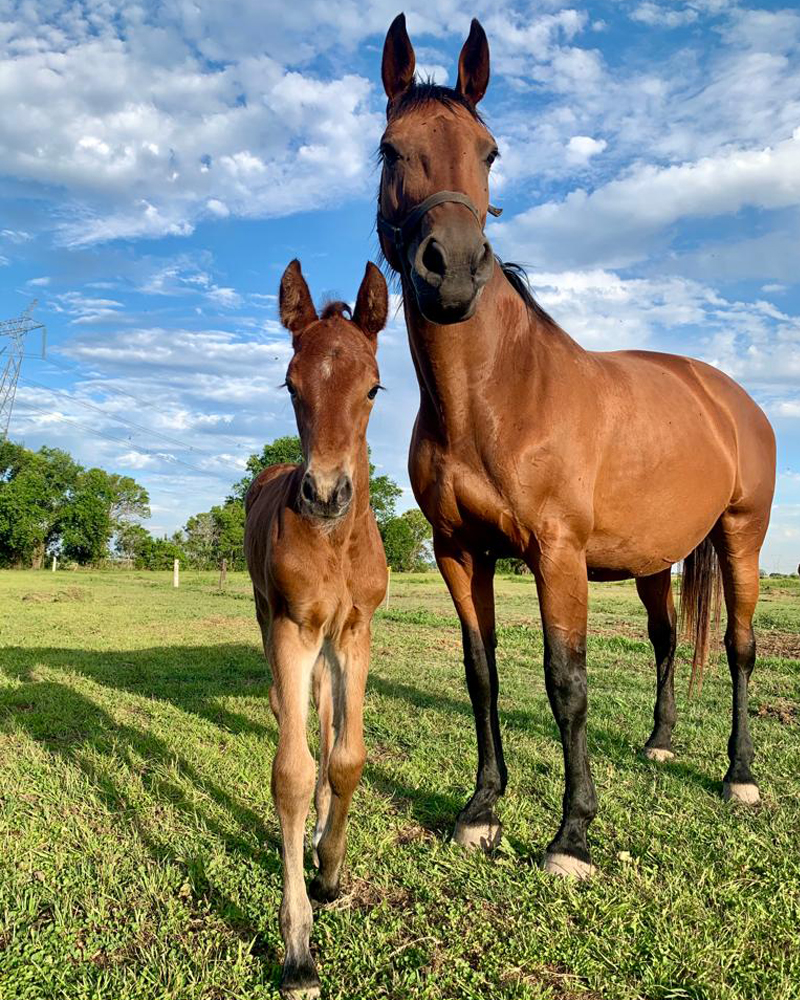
top-left (310, 625), bottom-right (369, 903)
top-left (535, 539), bottom-right (597, 878)
top-left (270, 617), bottom-right (322, 997)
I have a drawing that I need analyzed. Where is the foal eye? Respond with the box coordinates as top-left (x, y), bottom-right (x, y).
top-left (367, 385), bottom-right (380, 400)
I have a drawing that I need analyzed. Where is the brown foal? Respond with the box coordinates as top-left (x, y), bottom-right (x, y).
top-left (378, 15), bottom-right (775, 877)
top-left (245, 260), bottom-right (388, 996)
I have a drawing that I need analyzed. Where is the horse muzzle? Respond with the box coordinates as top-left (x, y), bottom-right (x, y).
top-left (409, 229), bottom-right (493, 324)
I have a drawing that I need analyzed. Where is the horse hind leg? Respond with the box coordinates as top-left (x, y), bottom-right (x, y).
top-left (636, 570), bottom-right (677, 761)
top-left (712, 518), bottom-right (762, 804)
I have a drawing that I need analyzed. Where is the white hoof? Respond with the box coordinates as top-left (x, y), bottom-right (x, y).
top-left (541, 852), bottom-right (595, 879)
top-left (643, 747), bottom-right (674, 762)
top-left (453, 818), bottom-right (502, 852)
top-left (282, 989), bottom-right (320, 1000)
top-left (723, 782), bottom-right (760, 804)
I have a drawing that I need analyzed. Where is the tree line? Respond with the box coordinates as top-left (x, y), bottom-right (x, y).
top-left (0, 436), bottom-right (432, 572)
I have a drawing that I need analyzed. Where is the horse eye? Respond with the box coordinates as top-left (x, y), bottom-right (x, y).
top-left (380, 143), bottom-right (400, 167)
top-left (285, 380), bottom-right (297, 397)
top-left (367, 384), bottom-right (380, 400)
top-left (486, 149), bottom-right (499, 168)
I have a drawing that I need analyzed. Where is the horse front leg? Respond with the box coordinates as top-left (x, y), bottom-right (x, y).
top-left (269, 616), bottom-right (322, 997)
top-left (534, 538), bottom-right (597, 879)
top-left (435, 535), bottom-right (506, 851)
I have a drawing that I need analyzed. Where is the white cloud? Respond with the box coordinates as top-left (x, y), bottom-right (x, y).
top-left (27, 276), bottom-right (51, 286)
top-left (492, 130), bottom-right (800, 269)
top-left (565, 135), bottom-right (607, 165)
top-left (631, 4), bottom-right (699, 28)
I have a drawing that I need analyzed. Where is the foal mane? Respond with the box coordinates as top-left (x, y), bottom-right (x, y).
top-left (378, 80), bottom-right (559, 332)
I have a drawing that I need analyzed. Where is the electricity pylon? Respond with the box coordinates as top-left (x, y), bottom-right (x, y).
top-left (0, 301), bottom-right (46, 440)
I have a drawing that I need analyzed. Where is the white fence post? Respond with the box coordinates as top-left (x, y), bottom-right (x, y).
top-left (173, 558), bottom-right (180, 588)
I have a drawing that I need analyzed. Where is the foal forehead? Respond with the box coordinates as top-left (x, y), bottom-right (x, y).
top-left (292, 319), bottom-right (376, 378)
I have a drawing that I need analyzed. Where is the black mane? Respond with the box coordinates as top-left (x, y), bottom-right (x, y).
top-left (388, 80), bottom-right (485, 124)
top-left (497, 259), bottom-right (559, 329)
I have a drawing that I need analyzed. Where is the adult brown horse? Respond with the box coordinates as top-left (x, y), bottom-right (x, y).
top-left (245, 259), bottom-right (388, 996)
top-left (378, 14), bottom-right (775, 877)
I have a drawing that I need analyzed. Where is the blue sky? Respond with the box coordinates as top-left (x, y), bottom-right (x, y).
top-left (1, 0), bottom-right (799, 570)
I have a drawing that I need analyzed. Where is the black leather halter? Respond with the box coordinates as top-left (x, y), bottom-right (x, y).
top-left (377, 190), bottom-right (502, 260)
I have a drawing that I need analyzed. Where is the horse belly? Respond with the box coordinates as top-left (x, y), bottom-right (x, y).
top-left (587, 449), bottom-right (734, 576)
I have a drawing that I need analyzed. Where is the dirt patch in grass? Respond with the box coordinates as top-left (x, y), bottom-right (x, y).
top-left (755, 699), bottom-right (798, 725)
top-left (329, 876), bottom-right (414, 913)
top-left (754, 630), bottom-right (800, 660)
top-left (21, 586), bottom-right (88, 604)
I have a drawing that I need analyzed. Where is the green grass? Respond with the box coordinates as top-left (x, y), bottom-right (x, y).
top-left (1, 568), bottom-right (799, 1000)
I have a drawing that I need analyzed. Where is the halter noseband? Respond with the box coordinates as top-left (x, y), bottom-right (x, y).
top-left (377, 190), bottom-right (502, 260)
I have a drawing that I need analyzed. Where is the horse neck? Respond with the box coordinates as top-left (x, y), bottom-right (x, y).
top-left (402, 263), bottom-right (582, 439)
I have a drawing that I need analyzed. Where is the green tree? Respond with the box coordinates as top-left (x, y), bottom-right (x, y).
top-left (0, 442), bottom-right (81, 567)
top-left (380, 508), bottom-right (433, 572)
top-left (59, 467), bottom-right (116, 565)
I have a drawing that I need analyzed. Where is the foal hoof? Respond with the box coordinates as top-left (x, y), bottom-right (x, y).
top-left (723, 781), bottom-right (760, 805)
top-left (280, 960), bottom-right (320, 999)
top-left (309, 875), bottom-right (340, 904)
top-left (541, 852), bottom-right (595, 880)
top-left (643, 747), bottom-right (674, 763)
top-left (453, 816), bottom-right (502, 852)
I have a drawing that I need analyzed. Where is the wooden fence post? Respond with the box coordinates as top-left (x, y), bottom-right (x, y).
top-left (173, 558), bottom-right (180, 588)
top-left (383, 566), bottom-right (391, 608)
top-left (219, 558), bottom-right (227, 590)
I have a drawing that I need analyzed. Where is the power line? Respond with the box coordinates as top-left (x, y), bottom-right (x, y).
top-left (12, 400), bottom-right (241, 480)
top-left (17, 373), bottom-right (243, 464)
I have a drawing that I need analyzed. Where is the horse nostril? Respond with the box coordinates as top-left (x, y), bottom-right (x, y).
top-left (421, 239), bottom-right (447, 277)
top-left (301, 474), bottom-right (315, 503)
top-left (335, 476), bottom-right (353, 509)
top-left (472, 240), bottom-right (493, 277)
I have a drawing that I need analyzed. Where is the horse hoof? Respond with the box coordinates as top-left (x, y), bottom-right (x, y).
top-left (643, 747), bottom-right (674, 762)
top-left (723, 781), bottom-right (760, 804)
top-left (281, 988), bottom-right (320, 1000)
top-left (541, 852), bottom-right (595, 879)
top-left (453, 817), bottom-right (502, 852)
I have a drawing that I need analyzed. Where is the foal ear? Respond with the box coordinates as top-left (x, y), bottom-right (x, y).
top-left (353, 262), bottom-right (388, 341)
top-left (382, 13), bottom-right (416, 104)
top-left (456, 19), bottom-right (490, 105)
top-left (279, 259), bottom-right (318, 336)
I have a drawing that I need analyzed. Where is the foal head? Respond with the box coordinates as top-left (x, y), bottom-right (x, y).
top-left (379, 14), bottom-right (497, 324)
top-left (279, 259), bottom-right (388, 521)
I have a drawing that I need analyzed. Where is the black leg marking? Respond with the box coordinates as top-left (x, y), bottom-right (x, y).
top-left (723, 628), bottom-right (758, 792)
top-left (453, 624), bottom-right (507, 846)
top-left (542, 628), bottom-right (597, 868)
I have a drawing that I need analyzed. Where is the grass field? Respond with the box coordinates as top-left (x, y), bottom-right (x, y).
top-left (1, 568), bottom-right (799, 1000)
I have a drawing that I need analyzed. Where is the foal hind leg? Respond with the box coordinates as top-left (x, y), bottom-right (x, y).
top-left (311, 654), bottom-right (333, 868)
top-left (309, 626), bottom-right (369, 904)
top-left (712, 521), bottom-right (762, 804)
top-left (269, 617), bottom-right (322, 997)
top-left (636, 570), bottom-right (677, 761)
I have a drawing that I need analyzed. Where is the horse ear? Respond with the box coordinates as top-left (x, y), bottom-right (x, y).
top-left (456, 19), bottom-right (490, 105)
top-left (353, 262), bottom-right (388, 342)
top-left (279, 259), bottom-right (318, 336)
top-left (382, 13), bottom-right (415, 104)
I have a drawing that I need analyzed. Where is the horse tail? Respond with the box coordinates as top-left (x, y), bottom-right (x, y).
top-left (679, 535), bottom-right (723, 695)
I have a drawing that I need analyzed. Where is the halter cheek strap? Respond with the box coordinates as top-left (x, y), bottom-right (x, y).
top-left (377, 190), bottom-right (503, 257)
